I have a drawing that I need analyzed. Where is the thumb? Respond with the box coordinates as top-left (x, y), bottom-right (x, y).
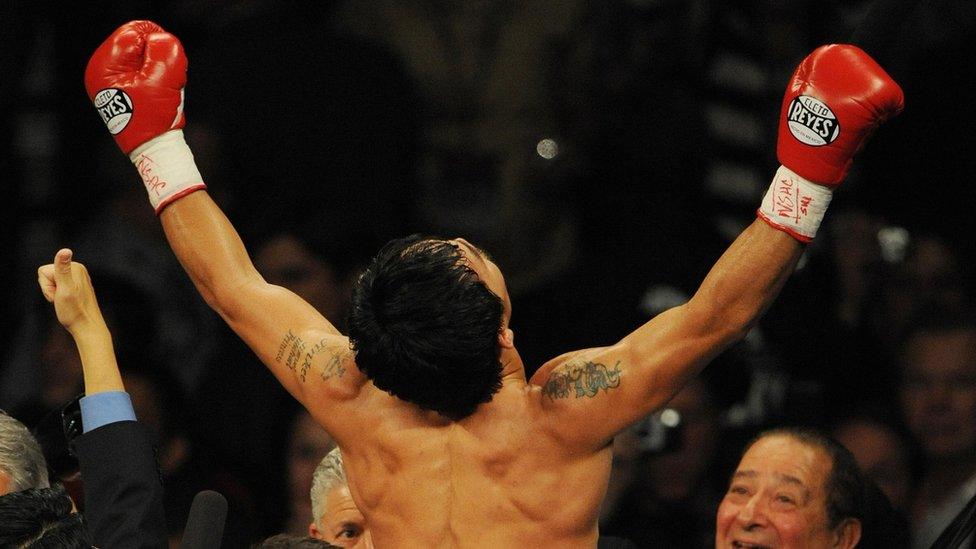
top-left (54, 248), bottom-right (73, 281)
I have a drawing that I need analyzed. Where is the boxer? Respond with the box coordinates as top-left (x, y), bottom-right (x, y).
top-left (84, 21), bottom-right (902, 547)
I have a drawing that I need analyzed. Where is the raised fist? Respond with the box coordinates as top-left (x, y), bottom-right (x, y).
top-left (85, 21), bottom-right (188, 154)
top-left (777, 44), bottom-right (904, 187)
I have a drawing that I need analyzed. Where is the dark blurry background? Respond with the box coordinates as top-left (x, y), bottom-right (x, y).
top-left (2, 0), bottom-right (975, 547)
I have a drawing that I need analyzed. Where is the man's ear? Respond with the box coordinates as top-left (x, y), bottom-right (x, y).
top-left (309, 521), bottom-right (323, 540)
top-left (833, 518), bottom-right (861, 549)
top-left (498, 328), bottom-right (515, 349)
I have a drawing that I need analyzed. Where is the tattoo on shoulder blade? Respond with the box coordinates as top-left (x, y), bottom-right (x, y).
top-left (542, 360), bottom-right (622, 400)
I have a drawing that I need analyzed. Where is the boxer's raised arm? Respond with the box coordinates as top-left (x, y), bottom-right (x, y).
top-left (158, 193), bottom-right (357, 404)
top-left (532, 45), bottom-right (904, 451)
top-left (84, 21), bottom-right (362, 414)
top-left (531, 220), bottom-right (800, 448)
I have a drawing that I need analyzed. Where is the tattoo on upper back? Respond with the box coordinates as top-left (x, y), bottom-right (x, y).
top-left (275, 330), bottom-right (352, 383)
top-left (542, 360), bottom-right (622, 400)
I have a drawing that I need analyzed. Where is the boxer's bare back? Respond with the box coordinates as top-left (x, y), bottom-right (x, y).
top-left (160, 193), bottom-right (802, 548)
top-left (321, 365), bottom-right (616, 547)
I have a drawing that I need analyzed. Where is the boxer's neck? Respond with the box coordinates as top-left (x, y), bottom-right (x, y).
top-left (499, 345), bottom-right (526, 383)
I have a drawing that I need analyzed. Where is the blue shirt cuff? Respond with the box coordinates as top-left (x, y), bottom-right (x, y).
top-left (80, 391), bottom-right (137, 433)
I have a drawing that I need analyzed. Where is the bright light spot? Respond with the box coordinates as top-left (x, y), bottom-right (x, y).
top-left (878, 226), bottom-right (910, 263)
top-left (659, 408), bottom-right (681, 428)
top-left (536, 138), bottom-right (558, 160)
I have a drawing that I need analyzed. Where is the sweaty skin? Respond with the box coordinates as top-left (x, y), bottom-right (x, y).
top-left (158, 191), bottom-right (801, 548)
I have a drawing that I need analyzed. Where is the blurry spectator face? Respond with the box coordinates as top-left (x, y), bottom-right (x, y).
top-left (871, 236), bottom-right (967, 349)
top-left (311, 483), bottom-right (372, 548)
top-left (904, 238), bottom-right (963, 301)
top-left (289, 413), bottom-right (334, 525)
top-left (833, 419), bottom-right (911, 512)
top-left (900, 329), bottom-right (976, 460)
top-left (716, 435), bottom-right (858, 549)
top-left (256, 234), bottom-right (344, 321)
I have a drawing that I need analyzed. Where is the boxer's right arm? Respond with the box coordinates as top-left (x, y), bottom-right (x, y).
top-left (84, 22), bottom-right (364, 423)
top-left (159, 193), bottom-right (359, 404)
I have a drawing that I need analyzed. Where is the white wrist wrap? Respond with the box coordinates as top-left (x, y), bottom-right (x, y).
top-left (756, 165), bottom-right (833, 243)
top-left (128, 130), bottom-right (206, 214)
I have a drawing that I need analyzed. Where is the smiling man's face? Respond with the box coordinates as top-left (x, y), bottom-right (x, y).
top-left (714, 435), bottom-right (857, 549)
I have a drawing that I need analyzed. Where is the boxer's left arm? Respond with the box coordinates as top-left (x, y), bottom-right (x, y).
top-left (531, 220), bottom-right (801, 449)
top-left (83, 22), bottom-right (365, 426)
top-left (531, 44), bottom-right (904, 452)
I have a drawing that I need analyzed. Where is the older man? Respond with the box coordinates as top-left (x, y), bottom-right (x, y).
top-left (716, 428), bottom-right (909, 549)
top-left (0, 411), bottom-right (49, 496)
top-left (309, 448), bottom-right (372, 548)
top-left (717, 429), bottom-right (865, 548)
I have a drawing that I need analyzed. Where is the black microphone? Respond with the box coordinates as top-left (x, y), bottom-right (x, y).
top-left (180, 490), bottom-right (228, 549)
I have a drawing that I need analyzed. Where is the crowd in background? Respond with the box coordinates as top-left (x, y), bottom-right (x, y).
top-left (2, 0), bottom-right (975, 547)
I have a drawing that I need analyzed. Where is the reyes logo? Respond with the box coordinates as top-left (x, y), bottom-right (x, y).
top-left (787, 95), bottom-right (840, 147)
top-left (93, 88), bottom-right (133, 135)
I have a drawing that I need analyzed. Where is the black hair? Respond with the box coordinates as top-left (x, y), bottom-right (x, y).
top-left (348, 235), bottom-right (505, 420)
top-left (745, 428), bottom-right (866, 529)
top-left (253, 534), bottom-right (339, 548)
top-left (0, 483), bottom-right (92, 548)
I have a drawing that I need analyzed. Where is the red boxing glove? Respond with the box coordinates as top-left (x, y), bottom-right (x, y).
top-left (759, 45), bottom-right (904, 242)
top-left (85, 21), bottom-right (204, 213)
top-left (777, 44), bottom-right (904, 187)
top-left (85, 21), bottom-right (187, 154)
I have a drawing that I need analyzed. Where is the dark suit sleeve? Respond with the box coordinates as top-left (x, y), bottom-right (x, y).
top-left (74, 420), bottom-right (167, 548)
